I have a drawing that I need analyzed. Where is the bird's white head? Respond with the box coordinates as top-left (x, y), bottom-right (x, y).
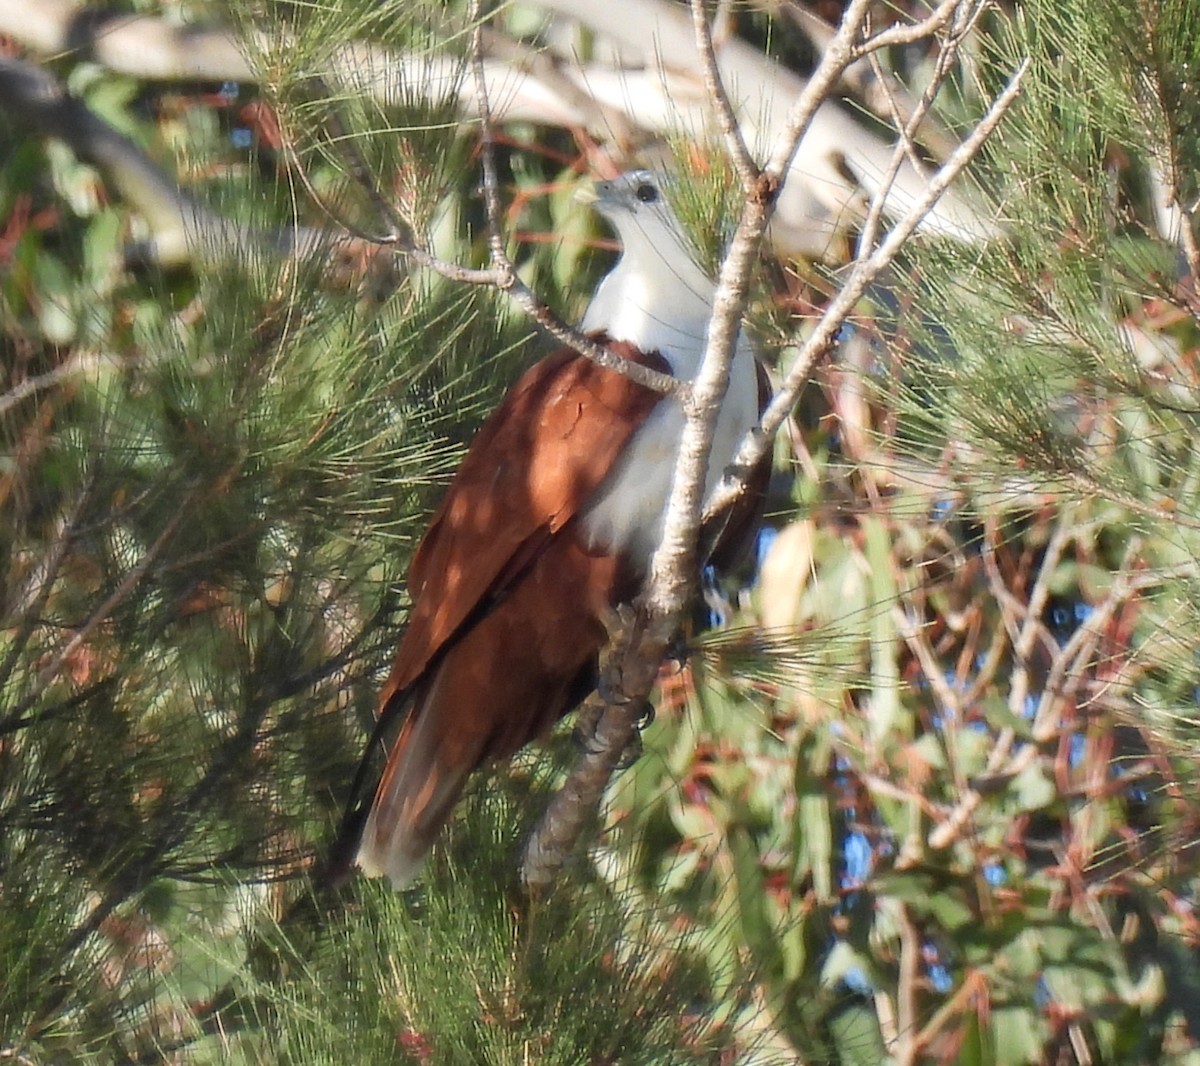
top-left (587, 171), bottom-right (694, 261)
top-left (575, 170), bottom-right (760, 560)
top-left (580, 170), bottom-right (717, 362)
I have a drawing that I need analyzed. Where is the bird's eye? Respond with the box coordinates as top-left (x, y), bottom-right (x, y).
top-left (635, 182), bottom-right (659, 203)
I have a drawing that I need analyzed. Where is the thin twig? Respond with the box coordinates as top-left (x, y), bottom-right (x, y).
top-left (893, 604), bottom-right (972, 801)
top-left (705, 56), bottom-right (1030, 522)
top-left (875, 986), bottom-right (900, 1058)
top-left (785, 0), bottom-right (960, 160)
top-left (312, 75), bottom-right (408, 242)
top-left (762, 0), bottom-right (876, 185)
top-left (272, 25), bottom-right (680, 396)
top-left (865, 46), bottom-right (932, 211)
top-left (850, 0), bottom-right (963, 53)
top-left (1029, 541), bottom-right (1149, 742)
top-left (469, 4), bottom-right (508, 268)
top-left (979, 514), bottom-right (1029, 651)
top-left (688, 0), bottom-right (758, 188)
top-left (0, 351), bottom-right (139, 417)
top-left (1008, 505), bottom-right (1078, 720)
top-left (894, 905), bottom-right (921, 1065)
top-left (929, 547), bottom-right (1190, 851)
top-left (6, 486), bottom-right (199, 724)
top-left (855, 1), bottom-right (987, 260)
top-left (523, 0), bottom-right (1026, 891)
top-left (466, 0), bottom-right (680, 396)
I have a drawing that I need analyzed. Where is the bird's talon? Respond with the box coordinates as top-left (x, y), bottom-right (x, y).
top-left (614, 730), bottom-right (643, 771)
top-left (596, 670), bottom-right (632, 707)
top-left (633, 699), bottom-right (655, 731)
top-left (576, 731), bottom-right (607, 757)
top-left (573, 698), bottom-right (604, 751)
top-left (599, 602), bottom-right (640, 644)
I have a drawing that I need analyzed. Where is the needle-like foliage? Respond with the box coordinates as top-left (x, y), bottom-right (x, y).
top-left (5, 0), bottom-right (1200, 1063)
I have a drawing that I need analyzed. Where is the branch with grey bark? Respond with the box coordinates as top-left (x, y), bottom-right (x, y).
top-left (524, 2), bottom-right (891, 889)
top-left (521, 0), bottom-right (1027, 893)
top-left (271, 39), bottom-right (678, 398)
top-left (0, 27), bottom-right (670, 382)
top-left (703, 54), bottom-right (1028, 525)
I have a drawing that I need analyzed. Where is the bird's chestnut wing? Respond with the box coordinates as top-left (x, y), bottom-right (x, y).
top-left (377, 339), bottom-right (671, 707)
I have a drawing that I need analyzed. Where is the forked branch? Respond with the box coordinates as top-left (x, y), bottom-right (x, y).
top-left (523, 0), bottom-right (1025, 891)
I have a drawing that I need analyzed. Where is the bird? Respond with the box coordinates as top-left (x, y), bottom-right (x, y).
top-left (330, 170), bottom-right (765, 889)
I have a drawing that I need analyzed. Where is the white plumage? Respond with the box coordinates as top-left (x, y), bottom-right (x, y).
top-left (579, 171), bottom-right (760, 563)
top-left (341, 170), bottom-right (762, 890)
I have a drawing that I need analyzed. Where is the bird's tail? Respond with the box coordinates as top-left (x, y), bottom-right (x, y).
top-left (335, 667), bottom-right (477, 889)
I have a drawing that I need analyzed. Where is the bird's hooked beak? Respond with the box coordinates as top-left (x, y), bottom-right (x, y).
top-left (573, 181), bottom-right (601, 206)
top-left (576, 179), bottom-right (627, 228)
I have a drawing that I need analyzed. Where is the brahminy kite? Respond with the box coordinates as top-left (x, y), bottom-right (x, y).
top-left (332, 170), bottom-right (765, 888)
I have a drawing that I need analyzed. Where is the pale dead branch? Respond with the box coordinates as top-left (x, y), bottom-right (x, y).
top-left (466, 4), bottom-right (678, 397)
top-left (0, 350), bottom-right (138, 418)
top-left (782, 0), bottom-right (960, 160)
top-left (0, 0), bottom-right (252, 80)
top-left (0, 54), bottom-right (333, 267)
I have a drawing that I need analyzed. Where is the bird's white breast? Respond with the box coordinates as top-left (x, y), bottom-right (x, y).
top-left (576, 175), bottom-right (760, 566)
top-left (579, 337), bottom-right (759, 567)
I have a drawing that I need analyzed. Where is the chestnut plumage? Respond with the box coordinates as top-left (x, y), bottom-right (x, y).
top-left (331, 172), bottom-right (765, 888)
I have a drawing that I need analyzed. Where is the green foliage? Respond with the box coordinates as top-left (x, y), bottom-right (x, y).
top-left (6, 0), bottom-right (1200, 1063)
top-left (0, 7), bottom-right (543, 1054)
top-left (587, 1), bottom-right (1200, 1058)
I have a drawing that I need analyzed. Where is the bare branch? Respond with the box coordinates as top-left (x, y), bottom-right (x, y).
top-left (0, 0), bottom-right (252, 81)
top-left (782, 0), bottom-right (960, 160)
top-left (764, 0), bottom-right (877, 177)
top-left (648, 0), bottom-right (892, 614)
top-left (0, 351), bottom-right (139, 418)
top-left (705, 57), bottom-right (1029, 522)
top-left (893, 605), bottom-right (963, 724)
top-left (1008, 506), bottom-right (1079, 719)
top-left (463, 0), bottom-right (679, 394)
top-left (265, 26), bottom-right (680, 396)
top-left (1029, 538), bottom-right (1146, 742)
top-left (850, 0), bottom-right (965, 54)
top-left (468, 0), bottom-right (509, 272)
top-left (523, 691), bottom-right (647, 890)
top-left (688, 0), bottom-right (758, 188)
top-left (855, 3), bottom-right (987, 260)
top-left (893, 905), bottom-right (922, 1065)
top-left (523, 0), bottom-right (1024, 891)
top-left (522, 607), bottom-right (672, 889)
